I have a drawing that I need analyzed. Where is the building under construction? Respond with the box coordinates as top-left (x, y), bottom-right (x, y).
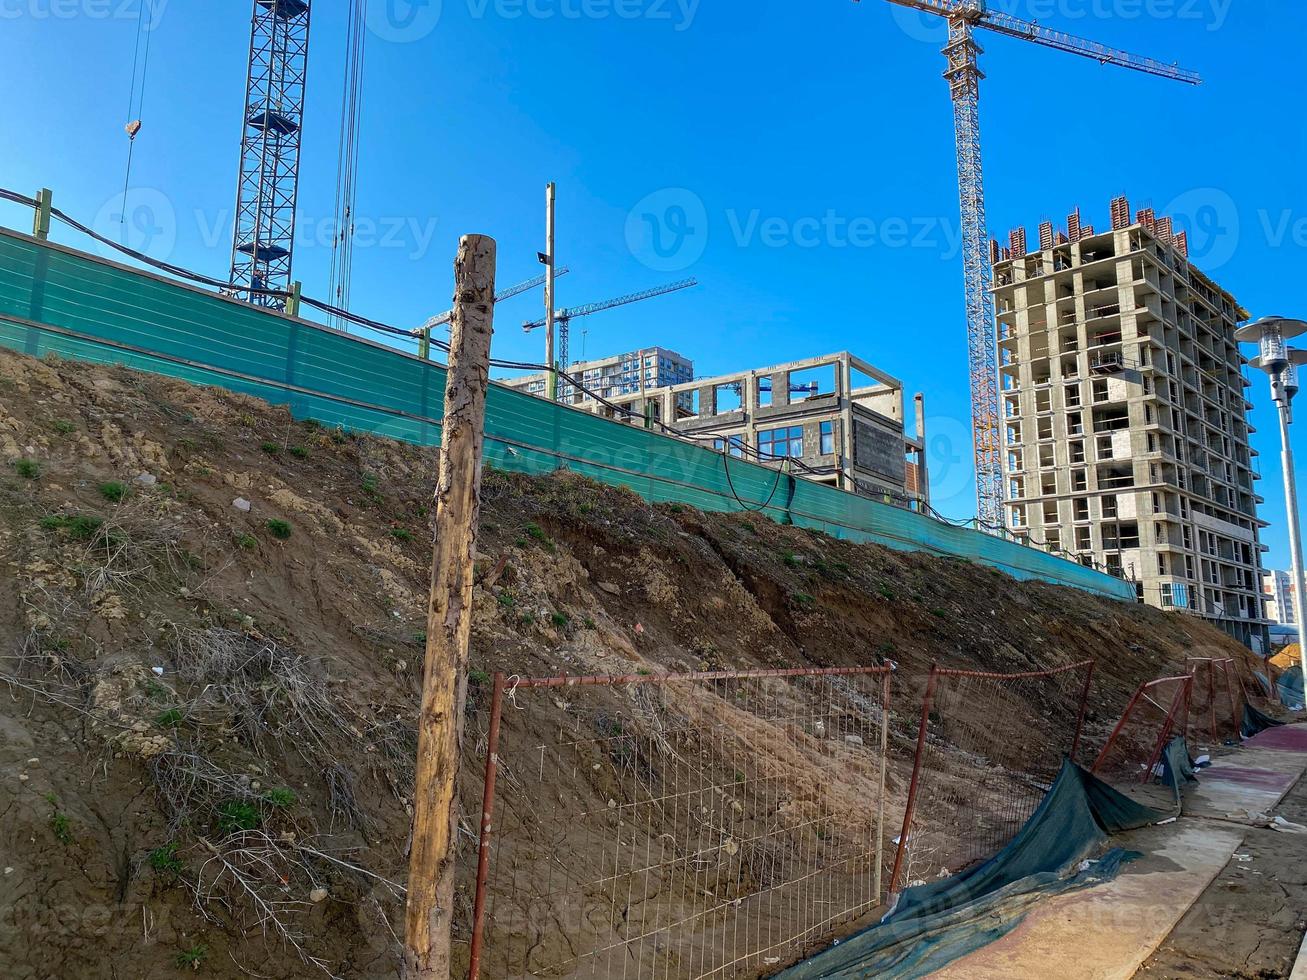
top-left (595, 352), bottom-right (929, 511)
top-left (993, 196), bottom-right (1268, 650)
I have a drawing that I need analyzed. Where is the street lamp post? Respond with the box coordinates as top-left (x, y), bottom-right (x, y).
top-left (1235, 316), bottom-right (1307, 705)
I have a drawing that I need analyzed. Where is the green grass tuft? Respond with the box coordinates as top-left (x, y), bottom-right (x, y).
top-left (98, 481), bottom-right (128, 503)
top-left (265, 519), bottom-right (292, 540)
top-left (176, 944), bottom-right (208, 969)
top-left (261, 787), bottom-right (296, 808)
top-left (14, 458), bottom-right (39, 479)
top-left (216, 800), bottom-right (261, 834)
top-left (148, 842), bottom-right (184, 876)
top-left (260, 441), bottom-right (281, 456)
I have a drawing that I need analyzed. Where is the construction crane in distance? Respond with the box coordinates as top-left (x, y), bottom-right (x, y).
top-left (411, 268), bottom-right (571, 359)
top-left (230, 0), bottom-right (312, 307)
top-left (523, 278), bottom-right (699, 376)
top-left (856, 0), bottom-right (1200, 529)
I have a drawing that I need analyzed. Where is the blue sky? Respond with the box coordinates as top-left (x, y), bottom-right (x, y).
top-left (1, 0), bottom-right (1304, 567)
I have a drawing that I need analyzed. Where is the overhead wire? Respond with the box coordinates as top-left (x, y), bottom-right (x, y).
top-left (119, 0), bottom-right (156, 227)
top-left (327, 0), bottom-right (369, 331)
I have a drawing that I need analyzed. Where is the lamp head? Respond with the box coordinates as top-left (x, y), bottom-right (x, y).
top-left (1237, 317), bottom-right (1307, 375)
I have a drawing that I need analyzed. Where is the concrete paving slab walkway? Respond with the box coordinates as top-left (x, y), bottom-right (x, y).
top-left (930, 725), bottom-right (1307, 980)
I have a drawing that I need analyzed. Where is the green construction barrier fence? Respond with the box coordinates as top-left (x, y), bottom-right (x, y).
top-left (0, 227), bottom-right (1135, 601)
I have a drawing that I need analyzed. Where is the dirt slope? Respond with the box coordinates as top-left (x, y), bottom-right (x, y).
top-left (0, 349), bottom-right (1254, 979)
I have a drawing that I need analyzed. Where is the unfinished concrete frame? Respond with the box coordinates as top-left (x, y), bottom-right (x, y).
top-left (592, 352), bottom-right (929, 510)
top-left (993, 198), bottom-right (1268, 650)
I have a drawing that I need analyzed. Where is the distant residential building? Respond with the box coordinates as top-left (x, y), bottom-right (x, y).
top-left (1263, 570), bottom-right (1298, 626)
top-left (993, 194), bottom-right (1268, 652)
top-left (505, 346), bottom-right (694, 406)
top-left (593, 351), bottom-right (930, 512)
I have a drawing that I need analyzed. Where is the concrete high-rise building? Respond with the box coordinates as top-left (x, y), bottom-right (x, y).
top-left (992, 196), bottom-right (1268, 651)
top-left (1263, 569), bottom-right (1298, 626)
top-left (505, 346), bottom-right (694, 406)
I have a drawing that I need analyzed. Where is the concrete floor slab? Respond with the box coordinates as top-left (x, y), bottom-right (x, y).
top-left (929, 820), bottom-right (1246, 980)
top-left (1185, 740), bottom-right (1307, 820)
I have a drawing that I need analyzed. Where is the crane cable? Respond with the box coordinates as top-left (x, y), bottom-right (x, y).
top-left (328, 0), bottom-right (369, 331)
top-left (120, 0), bottom-right (155, 231)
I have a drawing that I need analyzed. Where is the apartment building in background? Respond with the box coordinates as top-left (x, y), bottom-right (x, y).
top-left (594, 352), bottom-right (930, 512)
top-left (505, 346), bottom-right (694, 406)
top-left (993, 195), bottom-right (1268, 651)
top-left (1263, 569), bottom-right (1298, 626)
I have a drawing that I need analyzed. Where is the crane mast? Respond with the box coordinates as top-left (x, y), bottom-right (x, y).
top-left (862, 0), bottom-right (1198, 529)
top-left (230, 0), bottom-right (310, 307)
top-left (944, 13), bottom-right (1002, 528)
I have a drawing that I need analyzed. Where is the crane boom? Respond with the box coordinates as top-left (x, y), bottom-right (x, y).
top-left (861, 0), bottom-right (1199, 530)
top-left (980, 12), bottom-right (1201, 83)
top-left (524, 278), bottom-right (699, 330)
top-left (879, 0), bottom-right (1201, 82)
top-left (412, 268), bottom-right (570, 335)
top-left (523, 278), bottom-right (698, 375)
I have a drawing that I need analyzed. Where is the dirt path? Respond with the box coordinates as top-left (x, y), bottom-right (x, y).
top-left (1135, 772), bottom-right (1307, 979)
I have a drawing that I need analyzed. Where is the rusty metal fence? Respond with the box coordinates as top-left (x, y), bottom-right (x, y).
top-left (1185, 657), bottom-right (1242, 747)
top-left (468, 667), bottom-right (895, 979)
top-left (888, 661), bottom-right (1095, 894)
top-left (1091, 675), bottom-right (1193, 783)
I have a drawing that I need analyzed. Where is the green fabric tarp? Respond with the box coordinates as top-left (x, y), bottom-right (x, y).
top-left (777, 760), bottom-right (1169, 980)
top-left (1243, 702), bottom-right (1287, 739)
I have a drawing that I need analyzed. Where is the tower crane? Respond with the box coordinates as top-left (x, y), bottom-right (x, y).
top-left (522, 278), bottom-right (699, 374)
top-left (411, 268), bottom-right (571, 359)
top-left (230, 0), bottom-right (312, 307)
top-left (855, 0), bottom-right (1199, 528)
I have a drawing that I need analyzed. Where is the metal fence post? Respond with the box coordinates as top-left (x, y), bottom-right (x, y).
top-left (874, 667), bottom-right (892, 903)
top-left (1070, 660), bottom-right (1096, 765)
top-left (1091, 680), bottom-right (1146, 775)
top-left (889, 665), bottom-right (938, 896)
top-left (468, 671), bottom-right (506, 980)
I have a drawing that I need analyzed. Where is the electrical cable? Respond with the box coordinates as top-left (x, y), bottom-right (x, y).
top-left (120, 0), bottom-right (154, 219)
top-left (327, 0), bottom-right (369, 331)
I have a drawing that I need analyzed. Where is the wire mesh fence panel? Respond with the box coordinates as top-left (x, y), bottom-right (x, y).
top-left (472, 668), bottom-right (894, 979)
top-left (1186, 658), bottom-right (1241, 747)
top-left (889, 661), bottom-right (1094, 893)
top-left (1091, 676), bottom-right (1192, 784)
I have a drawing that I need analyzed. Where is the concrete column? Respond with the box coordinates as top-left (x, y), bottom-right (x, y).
top-left (772, 370), bottom-right (791, 407)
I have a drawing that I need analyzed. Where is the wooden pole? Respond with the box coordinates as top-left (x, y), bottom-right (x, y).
top-left (404, 234), bottom-right (497, 980)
